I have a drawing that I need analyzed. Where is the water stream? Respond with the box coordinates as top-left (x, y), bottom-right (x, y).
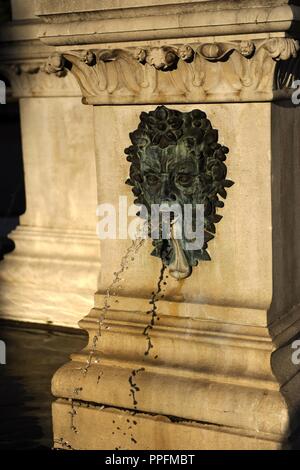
top-left (82, 234), bottom-right (146, 375)
top-left (68, 223), bottom-right (169, 449)
top-left (143, 262), bottom-right (167, 357)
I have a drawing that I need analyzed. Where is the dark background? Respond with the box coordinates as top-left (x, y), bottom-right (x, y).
top-left (0, 0), bottom-right (25, 259)
top-left (0, 100), bottom-right (26, 259)
top-left (0, 3), bottom-right (85, 452)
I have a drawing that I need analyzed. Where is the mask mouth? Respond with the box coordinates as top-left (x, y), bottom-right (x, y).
top-left (159, 201), bottom-right (177, 212)
top-left (153, 206), bottom-right (191, 280)
top-left (168, 218), bottom-right (191, 280)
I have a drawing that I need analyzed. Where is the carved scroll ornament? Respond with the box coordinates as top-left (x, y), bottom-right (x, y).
top-left (44, 38), bottom-right (300, 105)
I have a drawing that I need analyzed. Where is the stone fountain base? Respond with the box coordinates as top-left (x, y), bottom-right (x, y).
top-left (53, 400), bottom-right (282, 450)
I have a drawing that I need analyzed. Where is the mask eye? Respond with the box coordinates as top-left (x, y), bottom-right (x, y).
top-left (146, 174), bottom-right (160, 186)
top-left (176, 174), bottom-right (194, 186)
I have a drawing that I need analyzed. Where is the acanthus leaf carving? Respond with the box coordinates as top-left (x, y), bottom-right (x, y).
top-left (0, 57), bottom-right (80, 98)
top-left (261, 37), bottom-right (300, 61)
top-left (43, 38), bottom-right (300, 105)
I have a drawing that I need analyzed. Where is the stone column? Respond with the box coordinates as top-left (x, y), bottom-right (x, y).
top-left (36, 0), bottom-right (300, 449)
top-left (0, 2), bottom-right (100, 327)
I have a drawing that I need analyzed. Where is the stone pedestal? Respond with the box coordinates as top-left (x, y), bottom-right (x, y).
top-left (0, 4), bottom-right (99, 327)
top-left (52, 102), bottom-right (300, 450)
top-left (16, 0), bottom-right (300, 449)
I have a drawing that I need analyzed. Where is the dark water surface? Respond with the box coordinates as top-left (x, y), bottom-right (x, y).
top-left (0, 322), bottom-right (87, 450)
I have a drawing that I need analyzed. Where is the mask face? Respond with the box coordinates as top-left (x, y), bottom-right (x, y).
top-left (140, 144), bottom-right (200, 207)
top-left (125, 105), bottom-right (233, 279)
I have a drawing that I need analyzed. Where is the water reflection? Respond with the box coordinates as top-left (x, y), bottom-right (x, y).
top-left (0, 324), bottom-right (87, 450)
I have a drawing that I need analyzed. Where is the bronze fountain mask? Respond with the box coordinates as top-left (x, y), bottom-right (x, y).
top-left (124, 105), bottom-right (233, 280)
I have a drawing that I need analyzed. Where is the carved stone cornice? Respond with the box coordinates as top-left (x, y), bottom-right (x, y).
top-left (44, 38), bottom-right (300, 105)
top-left (35, 0), bottom-right (300, 46)
top-left (0, 60), bottom-right (80, 98)
top-left (0, 17), bottom-right (81, 99)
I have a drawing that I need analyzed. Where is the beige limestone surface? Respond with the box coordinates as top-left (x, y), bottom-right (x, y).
top-left (53, 400), bottom-right (283, 450)
top-left (95, 103), bottom-right (272, 311)
top-left (2, 0), bottom-right (300, 451)
top-left (36, 0), bottom-right (300, 46)
top-left (52, 102), bottom-right (300, 449)
top-left (0, 97), bottom-right (100, 327)
top-left (20, 97), bottom-right (96, 230)
top-left (0, 0), bottom-right (101, 327)
top-left (11, 0), bottom-right (38, 20)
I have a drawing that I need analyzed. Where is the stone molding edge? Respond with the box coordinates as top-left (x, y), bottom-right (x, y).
top-left (52, 400), bottom-right (283, 450)
top-left (52, 359), bottom-right (287, 436)
top-left (36, 2), bottom-right (300, 46)
top-left (74, 308), bottom-right (275, 391)
top-left (43, 38), bottom-right (300, 104)
top-left (0, 227), bottom-right (100, 328)
top-left (0, 282), bottom-right (93, 328)
top-left (94, 293), bottom-right (268, 327)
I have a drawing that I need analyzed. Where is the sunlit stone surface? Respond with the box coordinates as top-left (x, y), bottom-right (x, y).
top-left (0, 4), bottom-right (99, 328)
top-left (2, 0), bottom-right (300, 450)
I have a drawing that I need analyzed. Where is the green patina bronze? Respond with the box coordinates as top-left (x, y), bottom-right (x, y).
top-left (124, 105), bottom-right (233, 278)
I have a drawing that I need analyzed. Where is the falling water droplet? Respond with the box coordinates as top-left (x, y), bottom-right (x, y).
top-left (143, 262), bottom-right (167, 356)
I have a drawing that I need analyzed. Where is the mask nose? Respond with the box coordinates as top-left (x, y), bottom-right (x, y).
top-left (161, 176), bottom-right (176, 202)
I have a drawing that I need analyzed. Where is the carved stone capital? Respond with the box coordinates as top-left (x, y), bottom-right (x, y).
top-left (44, 38), bottom-right (300, 105)
top-left (0, 59), bottom-right (80, 98)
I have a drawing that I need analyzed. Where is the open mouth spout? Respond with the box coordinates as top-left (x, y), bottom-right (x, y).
top-left (168, 219), bottom-right (191, 280)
